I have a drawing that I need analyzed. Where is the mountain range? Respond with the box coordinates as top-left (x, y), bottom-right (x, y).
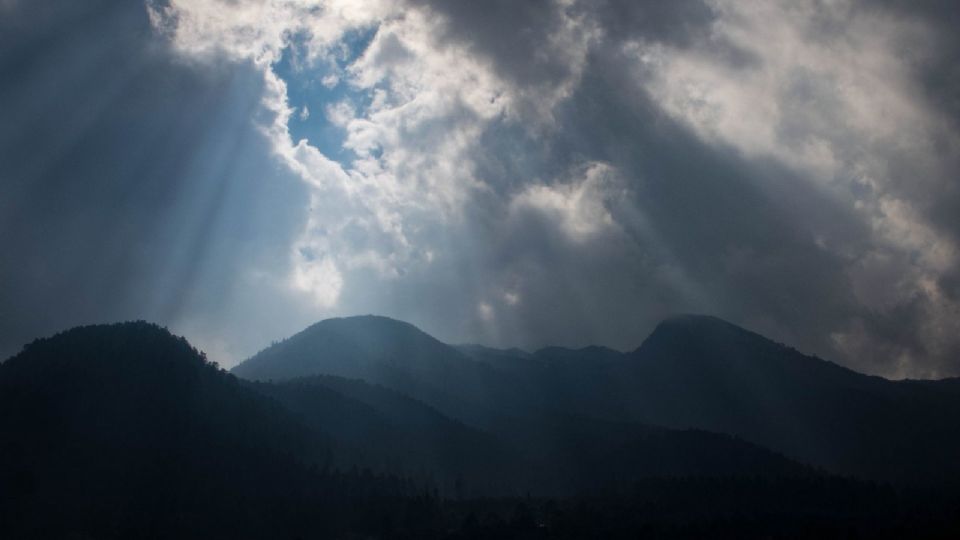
top-left (234, 314), bottom-right (960, 483)
top-left (3, 315), bottom-right (960, 538)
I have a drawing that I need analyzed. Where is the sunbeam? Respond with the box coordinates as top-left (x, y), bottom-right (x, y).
top-left (5, 2), bottom-right (960, 537)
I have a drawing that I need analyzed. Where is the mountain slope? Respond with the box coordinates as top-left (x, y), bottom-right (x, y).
top-left (619, 315), bottom-right (960, 481)
top-left (7, 319), bottom-right (959, 537)
top-left (0, 322), bottom-right (421, 538)
top-left (234, 315), bottom-right (473, 382)
top-left (236, 314), bottom-right (960, 483)
top-left (453, 315), bottom-right (960, 482)
top-left (233, 315), bottom-right (538, 428)
top-left (249, 372), bottom-right (813, 496)
top-left (231, 317), bottom-right (825, 492)
top-left (0, 320), bottom-right (817, 509)
top-left (0, 321), bottom-right (330, 465)
top-left (248, 374), bottom-right (523, 496)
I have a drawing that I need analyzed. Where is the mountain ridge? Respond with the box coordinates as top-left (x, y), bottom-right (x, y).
top-left (5, 317), bottom-right (960, 537)
top-left (232, 313), bottom-right (960, 483)
top-left (1, 319), bottom-right (817, 495)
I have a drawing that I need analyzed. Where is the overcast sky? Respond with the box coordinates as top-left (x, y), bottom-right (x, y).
top-left (2, 0), bottom-right (959, 378)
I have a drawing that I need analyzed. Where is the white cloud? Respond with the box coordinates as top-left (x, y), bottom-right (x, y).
top-left (145, 0), bottom-right (960, 376)
top-left (148, 0), bottom-right (387, 66)
top-left (629, 0), bottom-right (960, 371)
top-left (149, 0), bottom-right (535, 311)
top-left (478, 301), bottom-right (494, 321)
top-left (292, 255), bottom-right (343, 307)
top-left (633, 0), bottom-right (957, 253)
top-left (512, 162), bottom-right (624, 242)
top-left (321, 73), bottom-right (340, 88)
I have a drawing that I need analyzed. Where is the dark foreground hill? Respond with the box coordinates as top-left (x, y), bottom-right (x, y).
top-left (4, 320), bottom-right (960, 538)
top-left (235, 314), bottom-right (960, 484)
top-left (0, 322), bottom-right (427, 538)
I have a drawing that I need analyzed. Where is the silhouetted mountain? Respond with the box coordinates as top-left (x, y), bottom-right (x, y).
top-left (490, 315), bottom-right (960, 483)
top-left (5, 320), bottom-right (960, 538)
top-left (247, 374), bottom-right (522, 497)
top-left (0, 323), bottom-right (429, 538)
top-left (619, 315), bottom-right (960, 482)
top-left (455, 344), bottom-right (538, 376)
top-left (230, 316), bottom-right (823, 493)
top-left (236, 314), bottom-right (960, 484)
top-left (0, 321), bottom-right (814, 494)
top-left (235, 315), bottom-right (464, 382)
top-left (234, 315), bottom-right (534, 429)
top-left (252, 373), bottom-right (813, 496)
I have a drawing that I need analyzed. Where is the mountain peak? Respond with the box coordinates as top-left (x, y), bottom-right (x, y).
top-left (232, 314), bottom-right (466, 382)
top-left (298, 315), bottom-right (439, 346)
top-left (653, 313), bottom-right (748, 333)
top-left (310, 314), bottom-right (419, 328)
top-left (633, 313), bottom-right (868, 390)
top-left (638, 314), bottom-right (771, 354)
top-left (2, 320), bottom-right (211, 376)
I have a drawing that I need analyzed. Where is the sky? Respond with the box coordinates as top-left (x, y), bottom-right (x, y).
top-left (1, 0), bottom-right (959, 378)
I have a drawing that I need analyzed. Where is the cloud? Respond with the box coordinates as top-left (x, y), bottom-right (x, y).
top-left (624, 0), bottom-right (960, 377)
top-left (144, 0), bottom-right (960, 377)
top-left (510, 162), bottom-right (623, 243)
top-left (0, 0), bottom-right (316, 365)
top-left (151, 0), bottom-right (518, 301)
top-left (3, 0), bottom-right (959, 377)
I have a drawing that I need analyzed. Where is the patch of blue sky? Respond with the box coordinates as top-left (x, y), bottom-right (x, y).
top-left (273, 26), bottom-right (379, 165)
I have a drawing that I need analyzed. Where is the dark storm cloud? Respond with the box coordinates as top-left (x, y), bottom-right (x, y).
top-left (880, 1), bottom-right (960, 308)
top-left (434, 58), bottom-right (863, 359)
top-left (3, 0), bottom-right (960, 378)
top-left (874, 0), bottom-right (960, 122)
top-left (408, 0), bottom-right (575, 88)
top-left (380, 0), bottom-right (960, 376)
top-left (555, 51), bottom-right (868, 351)
top-left (411, 0), bottom-right (732, 91)
top-left (0, 0), bottom-right (311, 362)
